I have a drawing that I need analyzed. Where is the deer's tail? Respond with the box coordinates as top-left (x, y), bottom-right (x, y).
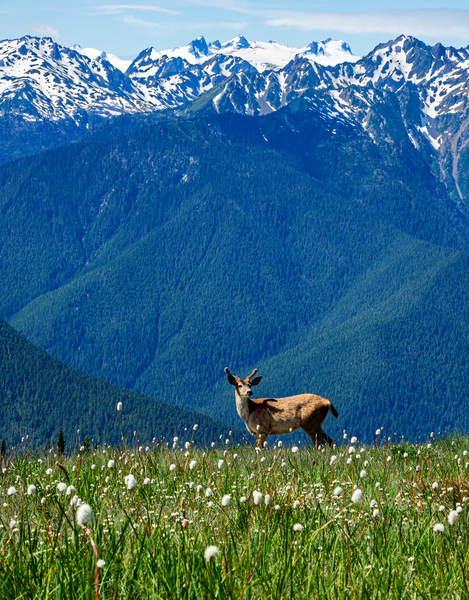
top-left (329, 402), bottom-right (339, 419)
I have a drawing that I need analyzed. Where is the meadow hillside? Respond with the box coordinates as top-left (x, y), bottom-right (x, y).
top-left (0, 433), bottom-right (467, 598)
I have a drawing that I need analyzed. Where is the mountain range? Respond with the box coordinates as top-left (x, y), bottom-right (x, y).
top-left (1, 33), bottom-right (469, 210)
top-left (1, 33), bottom-right (469, 442)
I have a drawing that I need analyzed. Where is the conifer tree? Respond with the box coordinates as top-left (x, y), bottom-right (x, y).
top-left (0, 439), bottom-right (6, 457)
top-left (57, 429), bottom-right (65, 455)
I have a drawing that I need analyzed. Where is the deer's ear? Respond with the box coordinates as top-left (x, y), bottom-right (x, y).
top-left (250, 375), bottom-right (262, 386)
top-left (225, 368), bottom-right (238, 387)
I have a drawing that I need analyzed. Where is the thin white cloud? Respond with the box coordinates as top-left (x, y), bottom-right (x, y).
top-left (117, 16), bottom-right (248, 33)
top-left (96, 4), bottom-right (179, 16)
top-left (265, 9), bottom-right (469, 39)
top-left (27, 22), bottom-right (67, 45)
top-left (186, 0), bottom-right (258, 16)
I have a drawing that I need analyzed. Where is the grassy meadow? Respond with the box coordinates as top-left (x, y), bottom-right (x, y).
top-left (0, 423), bottom-right (468, 599)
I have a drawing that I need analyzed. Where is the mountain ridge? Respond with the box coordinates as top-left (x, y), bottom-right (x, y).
top-left (1, 108), bottom-right (469, 439)
top-left (2, 33), bottom-right (469, 211)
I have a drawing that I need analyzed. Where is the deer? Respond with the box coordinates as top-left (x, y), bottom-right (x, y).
top-left (224, 367), bottom-right (338, 448)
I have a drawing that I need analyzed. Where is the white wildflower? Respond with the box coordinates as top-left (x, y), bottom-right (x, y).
top-left (117, 402), bottom-right (122, 411)
top-left (189, 460), bottom-right (197, 470)
top-left (433, 523), bottom-right (445, 533)
top-left (265, 494), bottom-right (272, 506)
top-left (27, 484), bottom-right (36, 495)
top-left (169, 464), bottom-right (176, 471)
top-left (107, 460), bottom-right (115, 468)
top-left (221, 494), bottom-right (231, 507)
top-left (97, 559), bottom-right (106, 569)
top-left (351, 489), bottom-right (363, 504)
top-left (205, 488), bottom-right (213, 498)
top-left (57, 482), bottom-right (67, 493)
top-left (7, 487), bottom-right (16, 496)
top-left (333, 486), bottom-right (343, 496)
top-left (330, 455), bottom-right (337, 465)
top-left (292, 446), bottom-right (299, 454)
top-left (293, 523), bottom-right (303, 532)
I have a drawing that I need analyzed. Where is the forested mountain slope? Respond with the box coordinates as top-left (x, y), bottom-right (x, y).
top-left (1, 108), bottom-right (468, 440)
top-left (0, 317), bottom-right (239, 447)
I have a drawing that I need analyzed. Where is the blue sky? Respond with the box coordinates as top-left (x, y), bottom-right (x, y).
top-left (1, 1), bottom-right (469, 59)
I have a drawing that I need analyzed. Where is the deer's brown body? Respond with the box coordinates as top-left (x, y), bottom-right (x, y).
top-left (225, 368), bottom-right (338, 447)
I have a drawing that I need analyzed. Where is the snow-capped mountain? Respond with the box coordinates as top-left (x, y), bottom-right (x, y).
top-left (140, 35), bottom-right (359, 73)
top-left (0, 36), bottom-right (153, 121)
top-left (70, 45), bottom-right (133, 73)
top-left (2, 33), bottom-right (469, 203)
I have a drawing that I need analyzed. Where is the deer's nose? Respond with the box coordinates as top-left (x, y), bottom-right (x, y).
top-left (246, 389), bottom-right (253, 396)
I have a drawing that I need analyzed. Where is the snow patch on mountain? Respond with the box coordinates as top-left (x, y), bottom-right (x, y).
top-left (138, 35), bottom-right (360, 73)
top-left (70, 45), bottom-right (133, 73)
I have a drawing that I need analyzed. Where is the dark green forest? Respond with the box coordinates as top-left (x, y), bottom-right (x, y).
top-left (0, 107), bottom-right (468, 442)
top-left (0, 317), bottom-right (242, 447)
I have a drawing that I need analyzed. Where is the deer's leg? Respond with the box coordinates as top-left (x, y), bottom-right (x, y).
top-left (303, 427), bottom-right (333, 448)
top-left (256, 431), bottom-right (268, 448)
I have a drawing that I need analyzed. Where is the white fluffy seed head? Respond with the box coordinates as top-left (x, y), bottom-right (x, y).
top-left (204, 545), bottom-right (219, 561)
top-left (221, 494), bottom-right (231, 507)
top-left (351, 489), bottom-right (363, 504)
top-left (433, 523), bottom-right (445, 533)
top-left (76, 504), bottom-right (92, 527)
top-left (124, 474), bottom-right (137, 490)
top-left (253, 491), bottom-right (263, 505)
top-left (293, 523), bottom-right (303, 532)
top-left (333, 486), bottom-right (343, 496)
top-left (448, 510), bottom-right (459, 526)
top-left (117, 402), bottom-right (122, 411)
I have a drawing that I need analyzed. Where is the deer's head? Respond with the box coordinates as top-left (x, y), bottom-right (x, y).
top-left (225, 367), bottom-right (262, 398)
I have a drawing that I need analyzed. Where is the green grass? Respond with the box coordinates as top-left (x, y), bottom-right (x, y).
top-left (0, 429), bottom-right (468, 599)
